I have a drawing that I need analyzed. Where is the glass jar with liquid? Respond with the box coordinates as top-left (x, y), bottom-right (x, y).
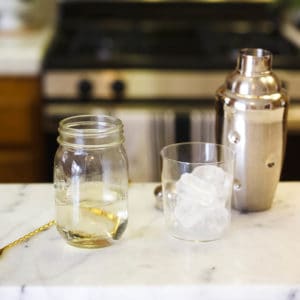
top-left (54, 115), bottom-right (128, 248)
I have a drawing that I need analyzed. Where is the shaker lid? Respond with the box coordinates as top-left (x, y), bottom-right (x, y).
top-left (223, 48), bottom-right (283, 100)
top-left (238, 48), bottom-right (272, 76)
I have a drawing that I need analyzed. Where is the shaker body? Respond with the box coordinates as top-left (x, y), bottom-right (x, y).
top-left (216, 48), bottom-right (288, 212)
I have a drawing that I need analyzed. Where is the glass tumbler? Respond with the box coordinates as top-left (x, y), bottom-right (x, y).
top-left (161, 142), bottom-right (235, 242)
top-left (54, 115), bottom-right (129, 248)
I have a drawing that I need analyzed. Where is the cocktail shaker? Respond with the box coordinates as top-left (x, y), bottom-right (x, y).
top-left (216, 48), bottom-right (288, 212)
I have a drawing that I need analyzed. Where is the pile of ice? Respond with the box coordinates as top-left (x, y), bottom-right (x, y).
top-left (174, 165), bottom-right (232, 239)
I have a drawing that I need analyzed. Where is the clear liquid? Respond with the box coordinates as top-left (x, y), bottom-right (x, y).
top-left (55, 182), bottom-right (128, 248)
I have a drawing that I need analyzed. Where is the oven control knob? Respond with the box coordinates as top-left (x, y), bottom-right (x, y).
top-left (111, 79), bottom-right (126, 95)
top-left (78, 79), bottom-right (93, 100)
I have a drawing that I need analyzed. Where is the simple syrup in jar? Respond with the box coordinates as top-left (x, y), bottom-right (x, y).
top-left (54, 115), bottom-right (128, 248)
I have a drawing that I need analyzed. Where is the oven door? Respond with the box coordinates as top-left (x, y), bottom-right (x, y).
top-left (42, 102), bottom-right (215, 182)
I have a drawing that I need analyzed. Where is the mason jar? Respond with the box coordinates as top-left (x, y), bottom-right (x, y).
top-left (54, 115), bottom-right (128, 248)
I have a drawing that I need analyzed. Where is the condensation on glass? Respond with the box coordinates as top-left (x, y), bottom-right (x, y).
top-left (54, 115), bottom-right (128, 248)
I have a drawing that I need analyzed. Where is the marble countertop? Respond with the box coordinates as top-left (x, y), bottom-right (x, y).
top-left (1, 182), bottom-right (300, 300)
top-left (0, 28), bottom-right (53, 76)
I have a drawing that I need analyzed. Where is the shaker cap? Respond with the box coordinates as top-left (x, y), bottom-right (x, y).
top-left (220, 48), bottom-right (284, 102)
top-left (237, 48), bottom-right (272, 76)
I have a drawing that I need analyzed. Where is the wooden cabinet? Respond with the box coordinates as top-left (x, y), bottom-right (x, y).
top-left (0, 77), bottom-right (43, 182)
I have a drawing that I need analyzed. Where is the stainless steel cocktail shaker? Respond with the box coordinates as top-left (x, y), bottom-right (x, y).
top-left (216, 48), bottom-right (289, 212)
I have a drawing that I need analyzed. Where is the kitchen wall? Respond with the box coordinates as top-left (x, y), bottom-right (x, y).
top-left (0, 0), bottom-right (57, 32)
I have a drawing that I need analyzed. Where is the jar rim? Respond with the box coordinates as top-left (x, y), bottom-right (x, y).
top-left (57, 114), bottom-right (124, 149)
top-left (59, 114), bottom-right (122, 137)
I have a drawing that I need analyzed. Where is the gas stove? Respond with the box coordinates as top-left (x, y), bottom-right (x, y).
top-left (44, 17), bottom-right (299, 71)
top-left (41, 0), bottom-right (300, 181)
top-left (42, 1), bottom-right (300, 101)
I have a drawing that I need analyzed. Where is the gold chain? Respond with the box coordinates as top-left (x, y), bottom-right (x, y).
top-left (0, 207), bottom-right (120, 257)
top-left (0, 220), bottom-right (56, 257)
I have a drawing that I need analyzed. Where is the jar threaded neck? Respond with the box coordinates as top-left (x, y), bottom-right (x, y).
top-left (58, 115), bottom-right (124, 149)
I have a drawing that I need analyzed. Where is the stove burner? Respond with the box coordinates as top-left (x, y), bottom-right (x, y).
top-left (43, 1), bottom-right (300, 71)
top-left (45, 20), bottom-right (300, 70)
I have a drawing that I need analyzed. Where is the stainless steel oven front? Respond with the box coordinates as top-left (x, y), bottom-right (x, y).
top-left (42, 69), bottom-right (219, 182)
